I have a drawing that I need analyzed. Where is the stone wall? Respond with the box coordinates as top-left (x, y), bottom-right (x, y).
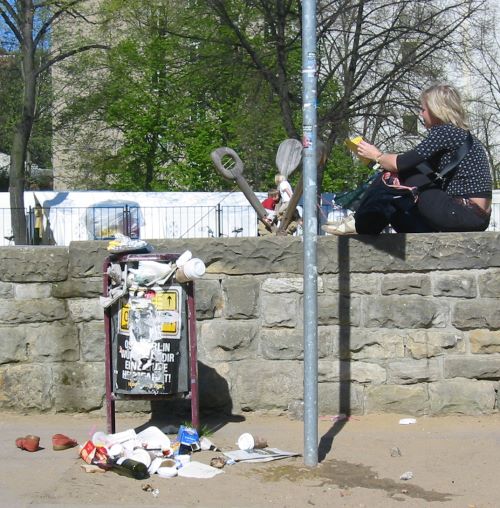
top-left (1, 233), bottom-right (499, 417)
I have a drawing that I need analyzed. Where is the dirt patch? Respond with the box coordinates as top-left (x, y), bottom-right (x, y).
top-left (254, 459), bottom-right (453, 503)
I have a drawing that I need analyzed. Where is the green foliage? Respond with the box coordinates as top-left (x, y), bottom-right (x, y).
top-left (58, 0), bottom-right (297, 191)
top-left (322, 143), bottom-right (373, 194)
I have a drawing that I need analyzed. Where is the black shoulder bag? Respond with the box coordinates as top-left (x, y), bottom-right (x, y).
top-left (354, 132), bottom-right (474, 224)
top-left (413, 131), bottom-right (474, 192)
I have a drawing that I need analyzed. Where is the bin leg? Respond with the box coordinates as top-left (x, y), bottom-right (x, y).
top-left (187, 283), bottom-right (200, 430)
top-left (104, 309), bottom-right (116, 434)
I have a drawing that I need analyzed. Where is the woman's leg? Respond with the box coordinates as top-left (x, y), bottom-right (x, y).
top-left (389, 207), bottom-right (436, 233)
top-left (401, 173), bottom-right (490, 232)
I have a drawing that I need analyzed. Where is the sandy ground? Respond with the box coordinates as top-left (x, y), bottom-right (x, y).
top-left (1, 411), bottom-right (499, 508)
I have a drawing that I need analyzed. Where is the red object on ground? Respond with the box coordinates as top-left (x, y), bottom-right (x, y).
top-left (15, 435), bottom-right (40, 452)
top-left (52, 433), bottom-right (78, 451)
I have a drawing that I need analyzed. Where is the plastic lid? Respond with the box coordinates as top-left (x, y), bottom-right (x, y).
top-left (237, 433), bottom-right (254, 451)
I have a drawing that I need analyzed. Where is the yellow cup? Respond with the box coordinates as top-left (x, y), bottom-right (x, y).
top-left (345, 136), bottom-right (372, 166)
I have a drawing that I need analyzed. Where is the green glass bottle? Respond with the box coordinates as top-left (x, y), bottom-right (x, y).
top-left (110, 458), bottom-right (149, 480)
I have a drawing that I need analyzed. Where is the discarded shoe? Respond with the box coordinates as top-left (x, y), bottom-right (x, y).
top-left (15, 434), bottom-right (40, 452)
top-left (52, 433), bottom-right (78, 451)
top-left (321, 214), bottom-right (357, 235)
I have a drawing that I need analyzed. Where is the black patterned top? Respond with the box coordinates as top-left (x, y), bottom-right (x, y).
top-left (397, 124), bottom-right (492, 198)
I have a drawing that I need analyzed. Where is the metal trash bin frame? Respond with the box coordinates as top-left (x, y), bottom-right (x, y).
top-left (103, 252), bottom-right (199, 433)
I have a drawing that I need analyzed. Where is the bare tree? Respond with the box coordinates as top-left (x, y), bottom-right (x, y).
top-left (0, 0), bottom-right (107, 244)
top-left (204, 0), bottom-right (486, 160)
top-left (459, 2), bottom-right (500, 188)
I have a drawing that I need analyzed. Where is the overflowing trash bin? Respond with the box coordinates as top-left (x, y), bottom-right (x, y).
top-left (102, 247), bottom-right (202, 433)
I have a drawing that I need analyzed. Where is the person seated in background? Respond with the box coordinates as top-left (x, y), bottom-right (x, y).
top-left (258, 189), bottom-right (280, 236)
top-left (275, 174), bottom-right (293, 214)
top-left (323, 83), bottom-right (492, 235)
top-left (261, 189), bottom-right (280, 216)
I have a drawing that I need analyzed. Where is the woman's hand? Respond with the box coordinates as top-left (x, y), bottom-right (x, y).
top-left (357, 140), bottom-right (382, 161)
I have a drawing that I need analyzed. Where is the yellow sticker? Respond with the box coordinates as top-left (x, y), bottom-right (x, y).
top-left (153, 291), bottom-right (178, 311)
top-left (120, 304), bottom-right (130, 331)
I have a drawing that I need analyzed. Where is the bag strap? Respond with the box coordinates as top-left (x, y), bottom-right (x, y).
top-left (415, 131), bottom-right (473, 190)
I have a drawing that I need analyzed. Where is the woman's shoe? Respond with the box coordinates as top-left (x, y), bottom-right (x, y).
top-left (321, 214), bottom-right (357, 235)
top-left (52, 434), bottom-right (78, 451)
top-left (15, 435), bottom-right (40, 452)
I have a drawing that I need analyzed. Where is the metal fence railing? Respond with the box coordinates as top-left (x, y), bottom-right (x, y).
top-left (0, 204), bottom-right (260, 246)
top-left (1, 195), bottom-right (499, 246)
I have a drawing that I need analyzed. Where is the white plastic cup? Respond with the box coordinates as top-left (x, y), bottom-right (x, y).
top-left (157, 459), bottom-right (178, 478)
top-left (237, 433), bottom-right (255, 451)
top-left (175, 258), bottom-right (206, 283)
top-left (237, 433), bottom-right (267, 451)
top-left (108, 443), bottom-right (124, 458)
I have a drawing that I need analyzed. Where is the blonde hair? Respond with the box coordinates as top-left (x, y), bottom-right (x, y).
top-left (275, 174), bottom-right (286, 185)
top-left (421, 84), bottom-right (469, 130)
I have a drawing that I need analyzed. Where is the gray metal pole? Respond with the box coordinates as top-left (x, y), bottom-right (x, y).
top-left (302, 0), bottom-right (318, 467)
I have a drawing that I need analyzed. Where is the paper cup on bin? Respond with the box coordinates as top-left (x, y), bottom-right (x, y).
top-left (175, 258), bottom-right (206, 283)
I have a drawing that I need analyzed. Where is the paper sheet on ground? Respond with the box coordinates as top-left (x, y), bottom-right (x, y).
top-left (223, 448), bottom-right (300, 463)
top-left (177, 461), bottom-right (225, 479)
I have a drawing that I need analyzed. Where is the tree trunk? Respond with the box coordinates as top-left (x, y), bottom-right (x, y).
top-left (9, 0), bottom-right (36, 245)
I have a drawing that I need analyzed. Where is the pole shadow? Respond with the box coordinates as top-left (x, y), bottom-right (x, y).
top-left (318, 234), bottom-right (407, 462)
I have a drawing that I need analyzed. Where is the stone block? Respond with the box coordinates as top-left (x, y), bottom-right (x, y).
top-left (261, 328), bottom-right (303, 360)
top-left (79, 321), bottom-right (106, 361)
top-left (194, 279), bottom-right (222, 319)
top-left (364, 384), bottom-right (429, 414)
top-left (452, 299), bottom-right (500, 329)
top-left (153, 237), bottom-right (303, 275)
top-left (318, 294), bottom-right (361, 326)
top-left (444, 356), bottom-right (500, 379)
top-left (477, 269), bottom-right (500, 297)
top-left (0, 298), bottom-right (67, 324)
top-left (0, 282), bottom-right (13, 298)
top-left (381, 274), bottom-right (431, 296)
top-left (318, 233), bottom-right (500, 274)
top-left (0, 326), bottom-right (29, 364)
top-left (67, 298), bottom-right (104, 322)
top-left (0, 364), bottom-right (53, 410)
top-left (232, 360), bottom-right (303, 411)
top-left (261, 277), bottom-right (324, 294)
top-left (0, 247), bottom-right (68, 282)
top-left (317, 382), bottom-right (364, 414)
top-left (386, 358), bottom-right (442, 384)
top-left (318, 360), bottom-right (386, 384)
top-left (198, 320), bottom-right (259, 362)
top-left (432, 272), bottom-right (477, 298)
top-left (222, 277), bottom-right (260, 319)
top-left (322, 273), bottom-right (379, 295)
top-left (52, 363), bottom-right (105, 412)
top-left (260, 327), bottom-right (333, 360)
top-left (346, 329), bottom-right (405, 360)
top-left (14, 283), bottom-right (52, 300)
top-left (469, 330), bottom-right (500, 354)
top-left (261, 292), bottom-right (299, 328)
top-left (363, 296), bottom-right (448, 328)
top-left (68, 241), bottom-right (109, 278)
top-left (428, 379), bottom-right (496, 414)
top-left (405, 330), bottom-right (465, 359)
top-left (26, 322), bottom-right (79, 362)
top-left (52, 277), bottom-right (102, 298)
